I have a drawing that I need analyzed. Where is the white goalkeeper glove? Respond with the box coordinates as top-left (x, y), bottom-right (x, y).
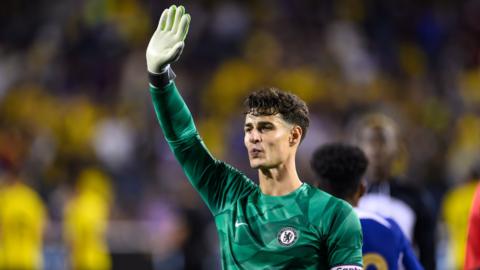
top-left (146, 5), bottom-right (191, 74)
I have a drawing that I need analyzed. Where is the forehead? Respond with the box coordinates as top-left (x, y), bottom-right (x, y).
top-left (360, 126), bottom-right (395, 143)
top-left (244, 113), bottom-right (289, 126)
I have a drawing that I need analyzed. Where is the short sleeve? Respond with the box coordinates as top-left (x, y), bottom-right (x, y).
top-left (327, 201), bottom-right (363, 269)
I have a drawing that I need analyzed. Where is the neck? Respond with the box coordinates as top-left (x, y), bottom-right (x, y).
top-left (367, 167), bottom-right (391, 184)
top-left (348, 197), bottom-right (358, 207)
top-left (258, 157), bottom-right (302, 196)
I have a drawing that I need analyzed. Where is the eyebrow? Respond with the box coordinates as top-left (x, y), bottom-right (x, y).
top-left (244, 121), bottom-right (275, 127)
top-left (257, 121), bottom-right (274, 126)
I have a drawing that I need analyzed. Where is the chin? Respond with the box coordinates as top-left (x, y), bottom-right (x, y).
top-left (249, 162), bottom-right (262, 169)
top-left (249, 158), bottom-right (266, 169)
top-left (250, 161), bottom-right (276, 170)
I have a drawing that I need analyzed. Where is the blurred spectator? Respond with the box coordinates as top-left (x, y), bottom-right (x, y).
top-left (353, 113), bottom-right (436, 270)
top-left (139, 194), bottom-right (188, 270)
top-left (442, 164), bottom-right (480, 270)
top-left (63, 168), bottom-right (112, 270)
top-left (0, 172), bottom-right (46, 270)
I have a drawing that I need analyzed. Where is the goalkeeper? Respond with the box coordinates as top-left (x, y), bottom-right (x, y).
top-left (146, 5), bottom-right (363, 269)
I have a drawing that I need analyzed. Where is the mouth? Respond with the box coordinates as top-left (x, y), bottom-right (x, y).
top-left (249, 148), bottom-right (263, 158)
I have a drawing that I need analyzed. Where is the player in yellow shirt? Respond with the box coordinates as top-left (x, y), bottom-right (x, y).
top-left (0, 174), bottom-right (46, 270)
top-left (63, 168), bottom-right (112, 270)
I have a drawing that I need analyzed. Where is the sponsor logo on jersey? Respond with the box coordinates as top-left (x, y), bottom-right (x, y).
top-left (363, 253), bottom-right (387, 270)
top-left (277, 227), bottom-right (298, 246)
top-left (330, 265), bottom-right (362, 270)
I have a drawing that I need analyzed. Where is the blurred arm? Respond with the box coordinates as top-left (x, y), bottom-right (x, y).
top-left (389, 218), bottom-right (424, 270)
top-left (465, 184), bottom-right (480, 270)
top-left (413, 191), bottom-right (436, 270)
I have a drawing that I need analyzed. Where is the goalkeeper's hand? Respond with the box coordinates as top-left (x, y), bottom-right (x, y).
top-left (146, 5), bottom-right (191, 74)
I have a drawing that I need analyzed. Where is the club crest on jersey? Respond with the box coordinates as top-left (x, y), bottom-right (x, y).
top-left (277, 227), bottom-right (298, 246)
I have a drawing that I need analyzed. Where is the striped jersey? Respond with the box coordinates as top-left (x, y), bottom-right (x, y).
top-left (150, 81), bottom-right (364, 270)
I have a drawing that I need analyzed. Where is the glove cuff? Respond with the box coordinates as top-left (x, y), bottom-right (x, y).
top-left (149, 65), bottom-right (176, 88)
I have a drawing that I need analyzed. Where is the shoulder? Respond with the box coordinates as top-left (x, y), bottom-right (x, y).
top-left (221, 161), bottom-right (258, 188)
top-left (9, 184), bottom-right (43, 202)
top-left (390, 178), bottom-right (435, 213)
top-left (304, 183), bottom-right (333, 203)
top-left (385, 217), bottom-right (408, 240)
top-left (305, 184), bottom-right (352, 217)
top-left (357, 209), bottom-right (403, 240)
top-left (305, 185), bottom-right (358, 231)
top-left (356, 208), bottom-right (391, 229)
top-left (389, 178), bottom-right (424, 199)
top-left (388, 178), bottom-right (420, 196)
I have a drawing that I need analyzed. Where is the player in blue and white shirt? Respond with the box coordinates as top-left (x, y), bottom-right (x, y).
top-left (356, 208), bottom-right (423, 270)
top-left (311, 143), bottom-right (423, 270)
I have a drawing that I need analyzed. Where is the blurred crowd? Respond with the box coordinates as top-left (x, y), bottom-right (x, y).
top-left (1, 0), bottom-right (480, 269)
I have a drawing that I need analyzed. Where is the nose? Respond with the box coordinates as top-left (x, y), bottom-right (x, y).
top-left (248, 129), bottom-right (261, 144)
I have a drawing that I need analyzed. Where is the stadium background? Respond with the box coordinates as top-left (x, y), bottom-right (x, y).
top-left (1, 0), bottom-right (480, 269)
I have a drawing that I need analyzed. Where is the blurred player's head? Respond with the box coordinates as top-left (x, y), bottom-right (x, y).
top-left (354, 113), bottom-right (398, 183)
top-left (76, 168), bottom-right (112, 202)
top-left (243, 88), bottom-right (309, 169)
top-left (311, 143), bottom-right (368, 206)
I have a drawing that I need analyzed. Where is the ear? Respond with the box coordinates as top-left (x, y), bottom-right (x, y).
top-left (353, 179), bottom-right (366, 206)
top-left (289, 126), bottom-right (302, 146)
top-left (358, 180), bottom-right (366, 198)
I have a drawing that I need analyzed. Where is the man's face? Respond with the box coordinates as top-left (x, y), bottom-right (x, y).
top-left (244, 114), bottom-right (295, 169)
top-left (358, 125), bottom-right (397, 174)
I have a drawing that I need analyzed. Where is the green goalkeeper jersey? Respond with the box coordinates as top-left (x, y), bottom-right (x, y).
top-left (150, 81), bottom-right (363, 270)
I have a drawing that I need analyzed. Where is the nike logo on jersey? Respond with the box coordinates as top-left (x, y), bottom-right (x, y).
top-left (235, 221), bottom-right (248, 227)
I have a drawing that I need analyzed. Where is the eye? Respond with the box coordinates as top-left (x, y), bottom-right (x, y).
top-left (259, 125), bottom-right (273, 132)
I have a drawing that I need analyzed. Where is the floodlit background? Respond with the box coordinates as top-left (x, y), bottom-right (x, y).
top-left (1, 0), bottom-right (479, 269)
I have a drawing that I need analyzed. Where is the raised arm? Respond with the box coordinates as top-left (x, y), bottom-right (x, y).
top-left (146, 5), bottom-right (256, 215)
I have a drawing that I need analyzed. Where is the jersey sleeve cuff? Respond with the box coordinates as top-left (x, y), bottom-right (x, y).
top-left (330, 265), bottom-right (363, 270)
top-left (149, 65), bottom-right (176, 89)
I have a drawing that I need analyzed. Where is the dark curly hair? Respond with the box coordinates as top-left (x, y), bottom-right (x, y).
top-left (311, 143), bottom-right (368, 199)
top-left (244, 87), bottom-right (309, 141)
